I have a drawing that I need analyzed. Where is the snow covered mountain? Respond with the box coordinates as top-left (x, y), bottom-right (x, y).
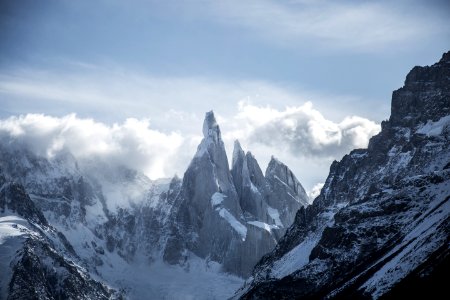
top-left (0, 110), bottom-right (307, 298)
top-left (237, 51), bottom-right (450, 299)
top-left (0, 181), bottom-right (120, 299)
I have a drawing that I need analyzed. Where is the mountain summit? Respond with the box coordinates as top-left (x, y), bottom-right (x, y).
top-left (164, 111), bottom-right (308, 276)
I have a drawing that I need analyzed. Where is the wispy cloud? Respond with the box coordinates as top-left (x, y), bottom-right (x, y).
top-left (201, 0), bottom-right (448, 51)
top-left (0, 64), bottom-right (378, 126)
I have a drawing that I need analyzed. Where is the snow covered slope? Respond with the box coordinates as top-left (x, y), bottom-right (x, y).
top-left (0, 181), bottom-right (120, 299)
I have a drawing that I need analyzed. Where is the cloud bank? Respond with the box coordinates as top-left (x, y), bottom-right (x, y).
top-left (0, 101), bottom-right (380, 193)
top-left (0, 114), bottom-right (186, 179)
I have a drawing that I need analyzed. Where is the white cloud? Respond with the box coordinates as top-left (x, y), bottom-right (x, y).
top-left (201, 0), bottom-right (447, 51)
top-left (308, 182), bottom-right (324, 203)
top-left (0, 114), bottom-right (187, 179)
top-left (231, 101), bottom-right (380, 159)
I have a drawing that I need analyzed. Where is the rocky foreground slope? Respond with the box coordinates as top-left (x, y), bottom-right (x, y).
top-left (237, 52), bottom-right (450, 299)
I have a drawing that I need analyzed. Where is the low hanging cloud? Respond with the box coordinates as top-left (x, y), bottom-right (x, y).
top-left (235, 101), bottom-right (381, 159)
top-left (0, 114), bottom-right (189, 179)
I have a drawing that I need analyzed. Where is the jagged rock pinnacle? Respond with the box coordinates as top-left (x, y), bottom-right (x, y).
top-left (202, 111), bottom-right (221, 142)
top-left (232, 140), bottom-right (245, 169)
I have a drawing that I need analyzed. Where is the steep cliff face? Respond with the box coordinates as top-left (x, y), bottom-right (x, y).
top-left (163, 111), bottom-right (308, 277)
top-left (231, 143), bottom-right (308, 231)
top-left (163, 111), bottom-right (244, 266)
top-left (265, 157), bottom-right (309, 229)
top-left (238, 52), bottom-right (450, 299)
top-left (232, 141), bottom-right (270, 225)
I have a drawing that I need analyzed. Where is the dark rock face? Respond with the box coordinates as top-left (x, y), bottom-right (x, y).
top-left (232, 143), bottom-right (269, 224)
top-left (0, 182), bottom-right (48, 226)
top-left (390, 53), bottom-right (450, 128)
top-left (8, 239), bottom-right (119, 300)
top-left (0, 175), bottom-right (121, 299)
top-left (238, 52), bottom-right (450, 299)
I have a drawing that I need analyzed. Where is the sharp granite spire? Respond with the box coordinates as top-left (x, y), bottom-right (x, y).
top-left (164, 114), bottom-right (309, 277)
top-left (202, 110), bottom-right (221, 141)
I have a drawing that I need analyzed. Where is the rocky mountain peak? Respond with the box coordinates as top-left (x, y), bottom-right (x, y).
top-left (232, 140), bottom-right (245, 169)
top-left (243, 152), bottom-right (265, 187)
top-left (390, 50), bottom-right (450, 128)
top-left (202, 110), bottom-right (221, 142)
top-left (265, 156), bottom-right (284, 172)
top-left (263, 156), bottom-right (309, 223)
top-left (265, 156), bottom-right (302, 194)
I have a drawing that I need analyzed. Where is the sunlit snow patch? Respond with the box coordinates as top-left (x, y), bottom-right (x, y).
top-left (211, 192), bottom-right (226, 207)
top-left (416, 115), bottom-right (450, 136)
top-left (247, 221), bottom-right (278, 232)
top-left (217, 208), bottom-right (247, 241)
top-left (267, 206), bottom-right (283, 227)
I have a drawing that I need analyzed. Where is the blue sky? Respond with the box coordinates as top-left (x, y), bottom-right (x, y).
top-left (0, 0), bottom-right (449, 193)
